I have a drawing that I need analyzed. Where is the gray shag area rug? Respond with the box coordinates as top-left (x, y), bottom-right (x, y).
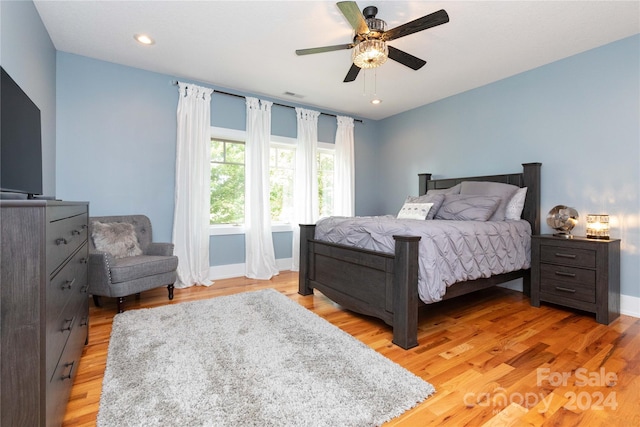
top-left (98, 288), bottom-right (434, 426)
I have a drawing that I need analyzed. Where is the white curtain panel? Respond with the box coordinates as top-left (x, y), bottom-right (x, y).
top-left (172, 82), bottom-right (213, 288)
top-left (244, 97), bottom-right (279, 280)
top-left (291, 108), bottom-right (320, 271)
top-left (334, 115), bottom-right (355, 217)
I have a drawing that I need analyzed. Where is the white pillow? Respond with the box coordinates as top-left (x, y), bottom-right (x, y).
top-left (505, 187), bottom-right (528, 220)
top-left (397, 202), bottom-right (434, 220)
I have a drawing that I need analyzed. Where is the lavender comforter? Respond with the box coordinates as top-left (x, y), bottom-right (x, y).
top-left (314, 216), bottom-right (531, 304)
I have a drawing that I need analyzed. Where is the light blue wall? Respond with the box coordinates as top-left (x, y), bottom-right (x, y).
top-left (1, 0), bottom-right (56, 196)
top-left (377, 35), bottom-right (640, 298)
top-left (55, 52), bottom-right (380, 267)
top-left (56, 54), bottom-right (177, 241)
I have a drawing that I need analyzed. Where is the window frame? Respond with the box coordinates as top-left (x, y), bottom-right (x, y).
top-left (209, 126), bottom-right (334, 236)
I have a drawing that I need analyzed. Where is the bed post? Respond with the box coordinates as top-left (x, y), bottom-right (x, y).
top-left (298, 224), bottom-right (316, 296)
top-left (522, 162), bottom-right (541, 297)
top-left (522, 162), bottom-right (542, 235)
top-left (392, 235), bottom-right (421, 350)
top-left (418, 173), bottom-right (433, 195)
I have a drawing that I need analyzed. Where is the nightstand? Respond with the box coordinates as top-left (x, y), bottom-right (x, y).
top-left (530, 235), bottom-right (620, 324)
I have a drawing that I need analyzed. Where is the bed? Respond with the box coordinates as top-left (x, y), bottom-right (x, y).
top-left (298, 162), bottom-right (541, 349)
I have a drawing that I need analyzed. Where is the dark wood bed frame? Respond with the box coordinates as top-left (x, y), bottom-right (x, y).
top-left (298, 162), bottom-right (541, 350)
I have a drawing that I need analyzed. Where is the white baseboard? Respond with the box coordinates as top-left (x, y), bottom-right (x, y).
top-left (621, 294), bottom-right (640, 318)
top-left (208, 258), bottom-right (292, 281)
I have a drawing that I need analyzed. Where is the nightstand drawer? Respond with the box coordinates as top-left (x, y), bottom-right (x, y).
top-left (540, 280), bottom-right (595, 303)
top-left (540, 263), bottom-right (595, 287)
top-left (539, 244), bottom-right (596, 268)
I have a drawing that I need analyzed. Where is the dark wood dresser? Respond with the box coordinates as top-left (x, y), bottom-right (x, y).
top-left (1, 200), bottom-right (89, 426)
top-left (530, 234), bottom-right (620, 324)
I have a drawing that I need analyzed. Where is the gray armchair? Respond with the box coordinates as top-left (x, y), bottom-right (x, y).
top-left (88, 215), bottom-right (178, 313)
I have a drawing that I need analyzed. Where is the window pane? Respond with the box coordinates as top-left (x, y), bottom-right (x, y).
top-left (278, 147), bottom-right (294, 169)
top-left (318, 151), bottom-right (334, 218)
top-left (225, 141), bottom-right (245, 164)
top-left (270, 146), bottom-right (295, 223)
top-left (210, 139), bottom-right (245, 225)
top-left (211, 140), bottom-right (224, 162)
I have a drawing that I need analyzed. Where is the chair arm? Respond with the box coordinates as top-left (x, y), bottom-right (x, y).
top-left (145, 242), bottom-right (175, 256)
top-left (88, 251), bottom-right (115, 297)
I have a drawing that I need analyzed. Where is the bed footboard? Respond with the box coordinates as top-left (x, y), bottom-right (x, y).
top-left (298, 224), bottom-right (421, 349)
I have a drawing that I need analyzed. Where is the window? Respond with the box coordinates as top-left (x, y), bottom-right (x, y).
top-left (270, 144), bottom-right (295, 223)
top-left (317, 147), bottom-right (335, 218)
top-left (210, 139), bottom-right (245, 224)
top-left (210, 130), bottom-right (335, 228)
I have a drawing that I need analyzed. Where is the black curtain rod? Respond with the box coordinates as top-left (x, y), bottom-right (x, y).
top-left (172, 81), bottom-right (363, 123)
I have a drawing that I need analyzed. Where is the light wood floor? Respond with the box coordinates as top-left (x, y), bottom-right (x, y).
top-left (63, 271), bottom-right (640, 426)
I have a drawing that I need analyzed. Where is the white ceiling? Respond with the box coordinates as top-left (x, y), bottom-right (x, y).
top-left (34, 1), bottom-right (639, 120)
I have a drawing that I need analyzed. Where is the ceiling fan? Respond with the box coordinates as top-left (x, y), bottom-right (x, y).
top-left (296, 1), bottom-right (449, 83)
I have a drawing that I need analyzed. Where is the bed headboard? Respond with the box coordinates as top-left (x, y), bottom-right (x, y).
top-left (418, 162), bottom-right (542, 235)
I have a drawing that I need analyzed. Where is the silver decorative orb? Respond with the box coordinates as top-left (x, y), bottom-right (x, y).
top-left (546, 205), bottom-right (579, 238)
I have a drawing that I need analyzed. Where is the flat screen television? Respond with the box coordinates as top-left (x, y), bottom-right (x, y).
top-left (1, 66), bottom-right (43, 197)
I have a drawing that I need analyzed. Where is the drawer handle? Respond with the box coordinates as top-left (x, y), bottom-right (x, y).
top-left (555, 252), bottom-right (576, 259)
top-left (61, 361), bottom-right (75, 380)
top-left (80, 284), bottom-right (89, 294)
top-left (554, 271), bottom-right (576, 278)
top-left (71, 229), bottom-right (82, 236)
top-left (555, 286), bottom-right (576, 293)
top-left (61, 278), bottom-right (76, 290)
top-left (80, 316), bottom-right (89, 327)
top-left (79, 257), bottom-right (88, 264)
top-left (61, 317), bottom-right (75, 332)
top-left (55, 237), bottom-right (68, 245)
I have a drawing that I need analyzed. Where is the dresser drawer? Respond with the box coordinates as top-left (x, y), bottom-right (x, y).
top-left (46, 284), bottom-right (88, 380)
top-left (46, 308), bottom-right (88, 427)
top-left (48, 242), bottom-right (88, 331)
top-left (539, 244), bottom-right (596, 268)
top-left (47, 212), bottom-right (88, 276)
top-left (47, 204), bottom-right (87, 222)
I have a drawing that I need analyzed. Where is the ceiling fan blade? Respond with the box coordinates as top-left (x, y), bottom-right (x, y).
top-left (343, 63), bottom-right (361, 82)
top-left (387, 46), bottom-right (426, 70)
top-left (296, 44), bottom-right (354, 55)
top-left (383, 9), bottom-right (449, 41)
top-left (337, 1), bottom-right (370, 35)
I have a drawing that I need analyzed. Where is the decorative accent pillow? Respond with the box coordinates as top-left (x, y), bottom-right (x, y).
top-left (505, 187), bottom-right (528, 220)
top-left (404, 193), bottom-right (445, 220)
top-left (91, 221), bottom-right (143, 258)
top-left (460, 181), bottom-right (519, 221)
top-left (426, 183), bottom-right (461, 196)
top-left (397, 202), bottom-right (434, 220)
top-left (434, 195), bottom-right (501, 221)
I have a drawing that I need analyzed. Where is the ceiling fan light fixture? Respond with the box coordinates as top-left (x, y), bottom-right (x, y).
top-left (352, 39), bottom-right (388, 69)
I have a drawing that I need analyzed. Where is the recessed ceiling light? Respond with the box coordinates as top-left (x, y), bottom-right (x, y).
top-left (134, 34), bottom-right (155, 45)
top-left (371, 99), bottom-right (382, 105)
